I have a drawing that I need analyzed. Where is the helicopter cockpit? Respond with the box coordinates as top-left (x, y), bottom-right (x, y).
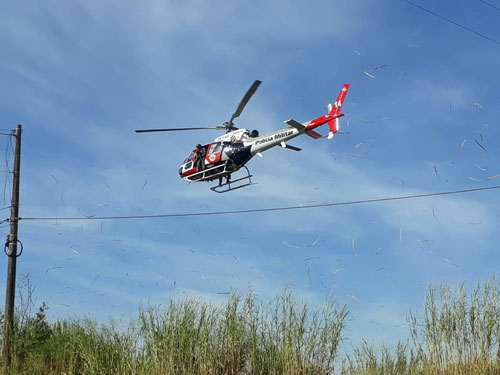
top-left (179, 145), bottom-right (207, 178)
top-left (179, 149), bottom-right (196, 177)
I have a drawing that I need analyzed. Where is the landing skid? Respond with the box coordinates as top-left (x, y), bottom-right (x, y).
top-left (210, 166), bottom-right (256, 193)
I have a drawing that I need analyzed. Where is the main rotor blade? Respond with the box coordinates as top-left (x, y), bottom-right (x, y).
top-left (229, 80), bottom-right (262, 125)
top-left (135, 127), bottom-right (219, 133)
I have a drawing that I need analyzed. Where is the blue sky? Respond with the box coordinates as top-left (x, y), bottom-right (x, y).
top-left (1, 0), bottom-right (499, 350)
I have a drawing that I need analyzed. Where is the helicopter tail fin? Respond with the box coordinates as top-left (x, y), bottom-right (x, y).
top-left (304, 83), bottom-right (349, 138)
top-left (326, 83), bottom-right (349, 135)
top-left (330, 84), bottom-right (350, 117)
top-left (327, 118), bottom-right (339, 138)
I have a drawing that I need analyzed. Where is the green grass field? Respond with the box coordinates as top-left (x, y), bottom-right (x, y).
top-left (1, 277), bottom-right (499, 374)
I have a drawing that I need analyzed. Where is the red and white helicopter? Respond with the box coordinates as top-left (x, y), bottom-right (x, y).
top-left (136, 80), bottom-right (349, 193)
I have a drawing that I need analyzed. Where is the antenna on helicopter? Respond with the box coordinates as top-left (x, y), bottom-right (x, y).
top-left (135, 80), bottom-right (262, 134)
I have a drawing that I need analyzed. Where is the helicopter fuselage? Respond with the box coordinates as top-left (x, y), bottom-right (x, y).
top-left (178, 128), bottom-right (256, 183)
top-left (178, 111), bottom-right (339, 184)
top-left (137, 81), bottom-right (349, 192)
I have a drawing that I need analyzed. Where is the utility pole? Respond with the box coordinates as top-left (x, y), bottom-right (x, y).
top-left (2, 124), bottom-right (22, 367)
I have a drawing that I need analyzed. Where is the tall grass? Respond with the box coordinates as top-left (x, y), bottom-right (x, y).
top-left (342, 340), bottom-right (421, 375)
top-left (2, 277), bottom-right (499, 374)
top-left (139, 290), bottom-right (347, 374)
top-left (14, 318), bottom-right (150, 375)
top-left (2, 289), bottom-right (347, 374)
top-left (343, 275), bottom-right (500, 375)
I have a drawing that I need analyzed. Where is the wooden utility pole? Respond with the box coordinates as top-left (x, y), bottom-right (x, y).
top-left (2, 124), bottom-right (22, 367)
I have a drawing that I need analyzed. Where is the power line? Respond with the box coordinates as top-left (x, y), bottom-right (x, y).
top-left (403, 0), bottom-right (500, 46)
top-left (480, 0), bottom-right (500, 12)
top-left (13, 185), bottom-right (500, 222)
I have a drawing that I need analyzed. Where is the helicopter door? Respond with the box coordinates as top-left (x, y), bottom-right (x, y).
top-left (205, 142), bottom-right (223, 164)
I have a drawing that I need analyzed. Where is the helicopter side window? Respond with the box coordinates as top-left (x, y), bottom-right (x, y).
top-left (209, 142), bottom-right (222, 154)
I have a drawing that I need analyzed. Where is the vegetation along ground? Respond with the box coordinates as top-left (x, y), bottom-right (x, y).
top-left (1, 276), bottom-right (499, 374)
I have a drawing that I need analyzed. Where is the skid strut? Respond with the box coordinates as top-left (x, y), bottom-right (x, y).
top-left (210, 166), bottom-right (256, 193)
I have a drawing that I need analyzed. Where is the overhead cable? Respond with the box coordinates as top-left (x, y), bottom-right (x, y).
top-left (479, 0), bottom-right (500, 12)
top-left (403, 0), bottom-right (500, 46)
top-left (13, 185), bottom-right (500, 222)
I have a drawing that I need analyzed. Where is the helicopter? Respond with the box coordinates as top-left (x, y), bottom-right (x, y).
top-left (136, 80), bottom-right (350, 193)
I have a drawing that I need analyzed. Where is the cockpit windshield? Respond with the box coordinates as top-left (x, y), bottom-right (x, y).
top-left (183, 149), bottom-right (197, 164)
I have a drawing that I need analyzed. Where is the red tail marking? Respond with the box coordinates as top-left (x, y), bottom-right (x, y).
top-left (331, 83), bottom-right (349, 116)
top-left (305, 83), bottom-right (350, 134)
